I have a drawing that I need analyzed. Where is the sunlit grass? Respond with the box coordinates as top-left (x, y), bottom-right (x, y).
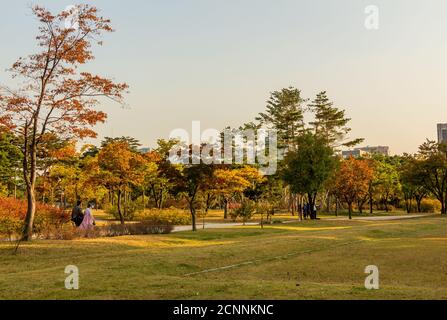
top-left (1, 215), bottom-right (446, 300)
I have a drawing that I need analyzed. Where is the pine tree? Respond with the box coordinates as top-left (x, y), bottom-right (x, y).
top-left (256, 87), bottom-right (306, 151)
top-left (309, 91), bottom-right (363, 149)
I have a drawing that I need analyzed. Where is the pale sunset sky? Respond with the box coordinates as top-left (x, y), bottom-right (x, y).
top-left (1, 0), bottom-right (446, 155)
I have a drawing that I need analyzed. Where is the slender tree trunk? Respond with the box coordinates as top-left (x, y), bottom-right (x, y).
top-left (117, 189), bottom-right (125, 225)
top-left (290, 193), bottom-right (295, 216)
top-left (190, 202), bottom-right (197, 231)
top-left (348, 201), bottom-right (353, 220)
top-left (23, 185), bottom-right (36, 241)
top-left (223, 197), bottom-right (228, 219)
top-left (22, 139), bottom-right (37, 241)
top-left (416, 196), bottom-right (423, 213)
top-left (158, 190), bottom-right (164, 209)
top-left (335, 197), bottom-right (339, 217)
top-left (205, 193), bottom-right (212, 213)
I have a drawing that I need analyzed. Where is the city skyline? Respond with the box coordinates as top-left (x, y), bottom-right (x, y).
top-left (1, 0), bottom-right (446, 155)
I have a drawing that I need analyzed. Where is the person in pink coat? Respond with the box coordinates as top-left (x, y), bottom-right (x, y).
top-left (80, 203), bottom-right (96, 230)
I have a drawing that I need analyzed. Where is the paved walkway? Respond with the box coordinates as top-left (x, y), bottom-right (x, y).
top-left (172, 214), bottom-right (433, 233)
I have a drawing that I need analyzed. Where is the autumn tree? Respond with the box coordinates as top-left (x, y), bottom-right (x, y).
top-left (0, 5), bottom-right (128, 240)
top-left (213, 168), bottom-right (252, 219)
top-left (333, 157), bottom-right (374, 219)
top-left (146, 139), bottom-right (180, 209)
top-left (171, 164), bottom-right (214, 231)
top-left (101, 136), bottom-right (141, 151)
top-left (98, 141), bottom-right (146, 224)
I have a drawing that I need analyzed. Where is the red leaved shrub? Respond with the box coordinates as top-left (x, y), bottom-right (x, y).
top-left (0, 197), bottom-right (70, 239)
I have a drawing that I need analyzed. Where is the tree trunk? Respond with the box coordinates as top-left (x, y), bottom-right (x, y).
top-left (416, 196), bottom-right (423, 213)
top-left (158, 190), bottom-right (163, 209)
top-left (290, 194), bottom-right (295, 216)
top-left (223, 197), bottom-right (228, 219)
top-left (22, 185), bottom-right (36, 241)
top-left (22, 139), bottom-right (37, 241)
top-left (117, 189), bottom-right (125, 225)
top-left (308, 193), bottom-right (317, 220)
top-left (348, 202), bottom-right (353, 220)
top-left (335, 197), bottom-right (339, 217)
top-left (298, 195), bottom-right (303, 221)
top-left (190, 202), bottom-right (197, 231)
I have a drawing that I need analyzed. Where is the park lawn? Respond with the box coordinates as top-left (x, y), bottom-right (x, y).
top-left (0, 216), bottom-right (447, 300)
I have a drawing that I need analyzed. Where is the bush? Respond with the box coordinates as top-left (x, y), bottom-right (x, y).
top-left (257, 202), bottom-right (275, 223)
top-left (103, 222), bottom-right (174, 236)
top-left (0, 197), bottom-right (69, 239)
top-left (36, 221), bottom-right (174, 240)
top-left (231, 200), bottom-right (256, 224)
top-left (105, 202), bottom-right (141, 221)
top-left (0, 216), bottom-right (22, 240)
top-left (419, 199), bottom-right (442, 213)
top-left (135, 207), bottom-right (191, 225)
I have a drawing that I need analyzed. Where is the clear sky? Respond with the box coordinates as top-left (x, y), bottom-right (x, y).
top-left (1, 0), bottom-right (446, 155)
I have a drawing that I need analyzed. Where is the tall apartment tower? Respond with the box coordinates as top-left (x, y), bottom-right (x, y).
top-left (437, 123), bottom-right (447, 144)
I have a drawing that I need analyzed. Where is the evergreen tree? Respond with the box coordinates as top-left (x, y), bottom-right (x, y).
top-left (309, 91), bottom-right (363, 149)
top-left (256, 87), bottom-right (306, 151)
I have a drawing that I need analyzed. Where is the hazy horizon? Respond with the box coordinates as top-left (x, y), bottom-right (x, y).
top-left (1, 0), bottom-right (446, 155)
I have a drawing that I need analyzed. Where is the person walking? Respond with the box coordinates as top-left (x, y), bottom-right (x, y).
top-left (71, 200), bottom-right (84, 227)
top-left (80, 203), bottom-right (96, 230)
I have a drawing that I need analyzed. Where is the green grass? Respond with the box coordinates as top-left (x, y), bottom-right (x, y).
top-left (1, 216), bottom-right (447, 300)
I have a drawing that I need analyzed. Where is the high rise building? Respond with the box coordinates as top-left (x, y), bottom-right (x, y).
top-left (437, 123), bottom-right (447, 144)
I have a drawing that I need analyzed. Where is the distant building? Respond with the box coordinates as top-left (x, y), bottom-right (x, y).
top-left (356, 146), bottom-right (389, 156)
top-left (138, 147), bottom-right (151, 154)
top-left (342, 146), bottom-right (390, 158)
top-left (342, 149), bottom-right (369, 158)
top-left (437, 123), bottom-right (447, 144)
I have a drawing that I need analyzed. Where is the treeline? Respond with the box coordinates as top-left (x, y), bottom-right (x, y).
top-left (2, 87), bottom-right (446, 232)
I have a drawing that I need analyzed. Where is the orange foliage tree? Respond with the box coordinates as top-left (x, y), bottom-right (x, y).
top-left (333, 157), bottom-right (374, 219)
top-left (0, 5), bottom-right (128, 240)
top-left (98, 142), bottom-right (147, 224)
top-left (213, 166), bottom-right (265, 219)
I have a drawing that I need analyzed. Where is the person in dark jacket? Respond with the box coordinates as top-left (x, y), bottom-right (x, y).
top-left (71, 200), bottom-right (84, 227)
top-left (303, 203), bottom-right (309, 220)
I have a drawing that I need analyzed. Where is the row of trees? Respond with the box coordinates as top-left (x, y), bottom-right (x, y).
top-left (4, 78), bottom-right (445, 234)
top-left (1, 5), bottom-right (446, 240)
